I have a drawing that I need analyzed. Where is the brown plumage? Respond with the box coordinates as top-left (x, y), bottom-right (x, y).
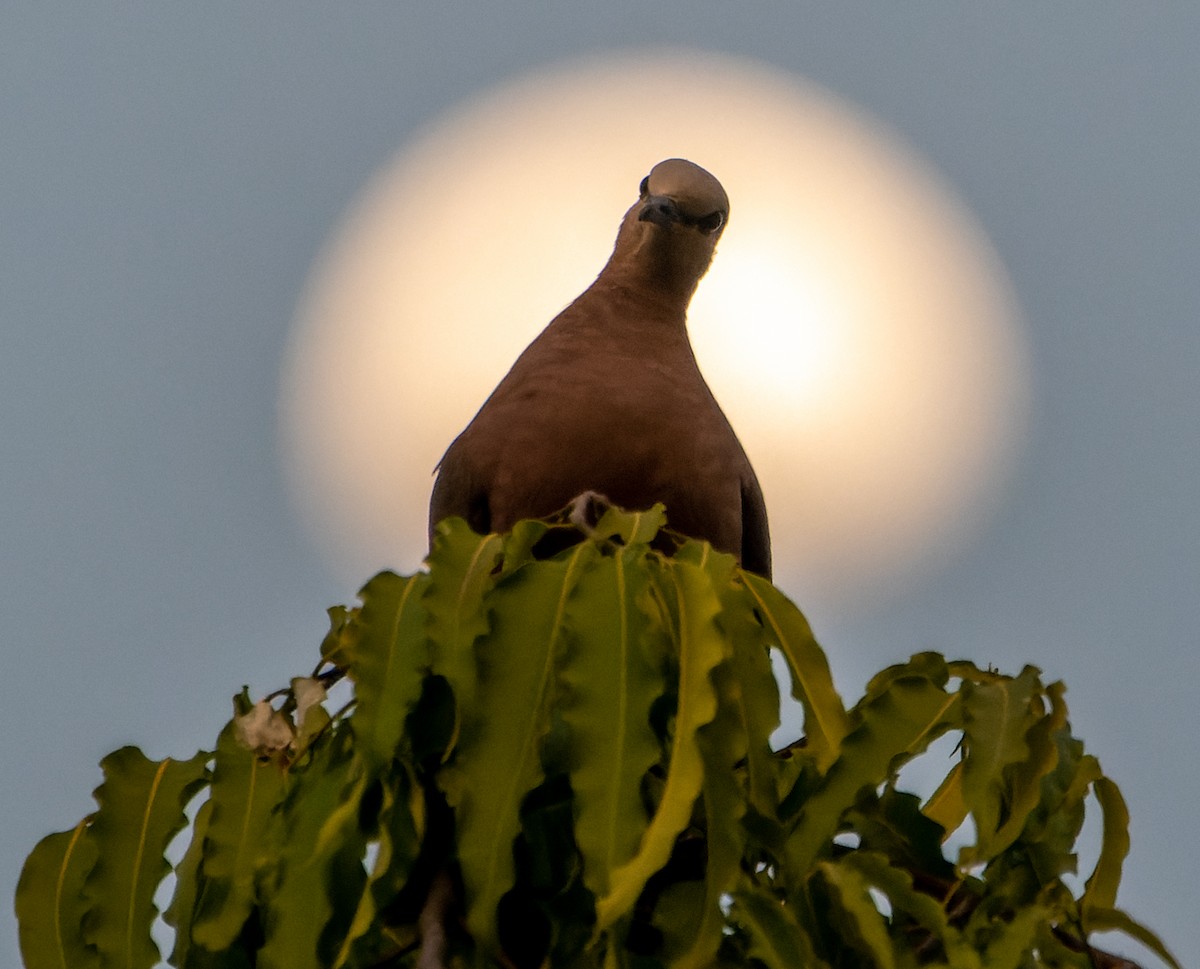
top-left (429, 158), bottom-right (771, 578)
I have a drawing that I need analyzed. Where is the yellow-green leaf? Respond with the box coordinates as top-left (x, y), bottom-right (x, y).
top-left (348, 570), bottom-right (430, 773)
top-left (786, 675), bottom-right (959, 878)
top-left (840, 851), bottom-right (982, 969)
top-left (988, 678), bottom-right (1067, 857)
top-left (424, 519), bottom-right (504, 744)
top-left (1081, 906), bottom-right (1182, 969)
top-left (257, 728), bottom-right (365, 969)
top-left (16, 818), bottom-right (101, 969)
top-left (730, 884), bottom-right (829, 969)
top-left (818, 859), bottom-right (896, 969)
top-left (561, 542), bottom-right (663, 912)
top-left (162, 797), bottom-right (213, 969)
top-left (81, 746), bottom-right (210, 969)
top-left (596, 559), bottom-right (727, 928)
top-left (741, 572), bottom-right (849, 772)
top-left (923, 760), bottom-right (968, 839)
top-left (1081, 775), bottom-right (1130, 921)
top-left (192, 719), bottom-right (287, 949)
top-left (959, 666), bottom-right (1039, 860)
top-left (453, 545), bottom-right (589, 949)
top-left (717, 572), bottom-right (782, 819)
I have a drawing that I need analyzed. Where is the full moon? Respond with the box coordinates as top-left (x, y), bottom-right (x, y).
top-left (280, 51), bottom-right (1028, 617)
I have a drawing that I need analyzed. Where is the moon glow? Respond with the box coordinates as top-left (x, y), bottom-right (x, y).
top-left (280, 51), bottom-right (1029, 617)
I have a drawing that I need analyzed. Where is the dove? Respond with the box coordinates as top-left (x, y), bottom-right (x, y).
top-left (429, 158), bottom-right (771, 578)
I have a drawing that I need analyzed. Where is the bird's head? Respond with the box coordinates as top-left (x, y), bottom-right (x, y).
top-left (610, 158), bottom-right (729, 300)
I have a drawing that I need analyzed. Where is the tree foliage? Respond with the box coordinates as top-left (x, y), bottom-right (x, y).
top-left (16, 507), bottom-right (1179, 969)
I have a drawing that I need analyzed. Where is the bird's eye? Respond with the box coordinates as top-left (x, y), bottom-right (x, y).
top-left (639, 176), bottom-right (650, 197)
top-left (697, 211), bottom-right (725, 234)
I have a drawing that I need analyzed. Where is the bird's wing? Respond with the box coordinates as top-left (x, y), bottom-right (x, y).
top-left (739, 474), bottom-right (772, 580)
top-left (429, 440), bottom-right (491, 539)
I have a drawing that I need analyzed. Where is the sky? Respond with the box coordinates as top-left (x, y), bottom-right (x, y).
top-left (3, 6), bottom-right (1198, 966)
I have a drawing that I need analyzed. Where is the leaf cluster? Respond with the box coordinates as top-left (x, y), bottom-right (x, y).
top-left (15, 508), bottom-right (1179, 969)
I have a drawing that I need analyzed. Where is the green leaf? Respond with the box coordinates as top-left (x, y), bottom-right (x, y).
top-left (80, 747), bottom-right (210, 969)
top-left (424, 519), bottom-right (505, 747)
top-left (1081, 906), bottom-right (1183, 969)
top-left (922, 760), bottom-right (968, 840)
top-left (1081, 775), bottom-right (1130, 920)
top-left (817, 859), bottom-right (895, 969)
top-left (850, 789), bottom-right (954, 882)
top-left (162, 797), bottom-right (212, 969)
top-left (785, 674), bottom-right (960, 879)
top-left (596, 558), bottom-right (728, 928)
top-left (16, 818), bottom-right (101, 969)
top-left (347, 570), bottom-right (431, 773)
top-left (1023, 736), bottom-right (1101, 883)
top-left (729, 884), bottom-right (829, 969)
top-left (319, 604), bottom-right (355, 669)
top-left (191, 720), bottom-right (287, 950)
top-left (257, 727), bottom-right (366, 969)
top-left (740, 572), bottom-right (849, 773)
top-left (333, 766), bottom-right (424, 969)
top-left (673, 561), bottom-right (748, 969)
top-left (958, 667), bottom-right (1039, 861)
top-left (560, 543), bottom-right (663, 915)
top-left (453, 545), bottom-right (591, 950)
top-left (976, 901), bottom-right (1049, 969)
top-left (592, 502), bottom-right (669, 546)
top-left (988, 679), bottom-right (1068, 857)
top-left (717, 574), bottom-right (782, 820)
top-left (839, 850), bottom-right (982, 969)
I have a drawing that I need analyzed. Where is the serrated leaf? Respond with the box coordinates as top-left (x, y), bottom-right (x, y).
top-left (424, 519), bottom-right (505, 745)
top-left (16, 818), bottom-right (101, 969)
top-left (81, 747), bottom-right (210, 969)
top-left (923, 760), bottom-right (968, 840)
top-left (595, 558), bottom-right (727, 928)
top-left (786, 676), bottom-right (960, 879)
top-left (987, 679), bottom-right (1068, 857)
top-left (817, 858), bottom-right (896, 969)
top-left (976, 901), bottom-right (1048, 969)
top-left (257, 728), bottom-right (365, 969)
top-left (741, 572), bottom-right (849, 773)
top-left (717, 575), bottom-right (782, 820)
top-left (560, 543), bottom-right (662, 914)
top-left (1024, 737), bottom-right (1101, 883)
top-left (333, 766), bottom-right (423, 969)
top-left (191, 719), bottom-right (287, 949)
top-left (873, 652), bottom-right (952, 697)
top-left (162, 797), bottom-right (212, 969)
top-left (1081, 775), bottom-right (1130, 921)
top-left (959, 667), bottom-right (1039, 861)
top-left (1080, 906), bottom-right (1182, 969)
top-left (347, 570), bottom-right (430, 773)
top-left (592, 503), bottom-right (669, 546)
top-left (319, 604), bottom-right (355, 668)
top-left (840, 851), bottom-right (982, 969)
top-left (453, 545), bottom-right (590, 950)
top-left (730, 884), bottom-right (829, 969)
top-left (649, 880), bottom-right (707, 960)
top-left (673, 560), bottom-right (747, 969)
top-left (850, 789), bottom-right (955, 881)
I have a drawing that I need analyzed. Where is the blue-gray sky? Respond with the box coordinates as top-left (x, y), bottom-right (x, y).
top-left (4, 6), bottom-right (1197, 966)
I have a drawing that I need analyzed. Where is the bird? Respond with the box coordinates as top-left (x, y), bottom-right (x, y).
top-left (429, 158), bottom-right (771, 578)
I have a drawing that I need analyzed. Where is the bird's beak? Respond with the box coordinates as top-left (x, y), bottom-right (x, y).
top-left (638, 195), bottom-right (682, 227)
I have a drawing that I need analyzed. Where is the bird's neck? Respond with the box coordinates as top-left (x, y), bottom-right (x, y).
top-left (593, 253), bottom-right (701, 319)
top-left (581, 271), bottom-right (692, 333)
